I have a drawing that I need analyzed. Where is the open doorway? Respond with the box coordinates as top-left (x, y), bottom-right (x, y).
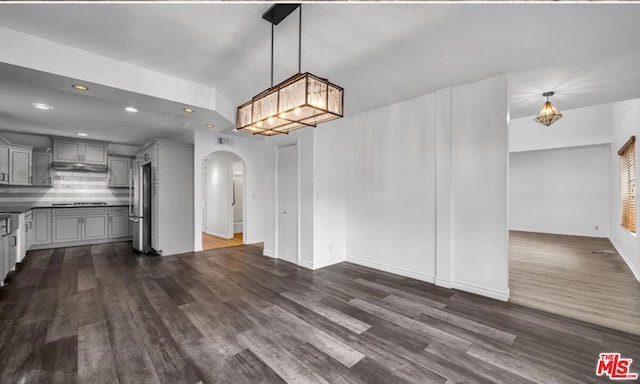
top-left (508, 112), bottom-right (640, 335)
top-left (201, 151), bottom-right (246, 250)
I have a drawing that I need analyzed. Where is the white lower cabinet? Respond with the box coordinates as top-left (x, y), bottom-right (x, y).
top-left (52, 208), bottom-right (108, 243)
top-left (0, 232), bottom-right (7, 285)
top-left (52, 216), bottom-right (82, 243)
top-left (84, 215), bottom-right (108, 240)
top-left (32, 209), bottom-right (52, 245)
top-left (30, 206), bottom-right (130, 248)
top-left (108, 207), bottom-right (129, 238)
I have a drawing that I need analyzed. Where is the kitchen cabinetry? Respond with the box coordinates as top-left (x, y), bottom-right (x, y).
top-left (19, 211), bottom-right (33, 263)
top-left (32, 149), bottom-right (53, 186)
top-left (32, 209), bottom-right (51, 245)
top-left (53, 138), bottom-right (107, 165)
top-left (138, 144), bottom-right (158, 183)
top-left (108, 155), bottom-right (131, 187)
top-left (108, 207), bottom-right (129, 238)
top-left (52, 208), bottom-right (108, 243)
top-left (0, 234), bottom-right (6, 286)
top-left (9, 145), bottom-right (33, 185)
top-left (0, 143), bottom-right (8, 185)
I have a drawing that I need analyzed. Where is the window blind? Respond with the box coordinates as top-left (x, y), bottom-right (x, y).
top-left (619, 136), bottom-right (636, 233)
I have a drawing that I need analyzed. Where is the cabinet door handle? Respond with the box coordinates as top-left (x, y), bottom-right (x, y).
top-left (144, 153), bottom-right (149, 161)
top-left (1, 172), bottom-right (4, 181)
top-left (11, 236), bottom-right (17, 247)
top-left (29, 176), bottom-right (32, 184)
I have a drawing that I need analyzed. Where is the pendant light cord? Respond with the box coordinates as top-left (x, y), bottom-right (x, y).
top-left (271, 21), bottom-right (274, 87)
top-left (298, 5), bottom-right (302, 74)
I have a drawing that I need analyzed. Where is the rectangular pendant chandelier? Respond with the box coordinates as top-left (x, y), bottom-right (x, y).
top-left (237, 72), bottom-right (344, 136)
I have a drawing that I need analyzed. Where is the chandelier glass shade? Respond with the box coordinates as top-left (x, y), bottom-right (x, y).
top-left (236, 4), bottom-right (344, 136)
top-left (534, 91), bottom-right (563, 127)
top-left (237, 72), bottom-right (344, 136)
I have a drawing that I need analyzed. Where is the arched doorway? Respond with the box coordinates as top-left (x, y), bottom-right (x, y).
top-left (201, 151), bottom-right (246, 250)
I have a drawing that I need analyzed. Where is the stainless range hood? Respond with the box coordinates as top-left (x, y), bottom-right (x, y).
top-left (51, 162), bottom-right (109, 172)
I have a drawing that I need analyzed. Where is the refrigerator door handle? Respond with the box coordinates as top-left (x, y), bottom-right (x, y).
top-left (128, 168), bottom-right (133, 216)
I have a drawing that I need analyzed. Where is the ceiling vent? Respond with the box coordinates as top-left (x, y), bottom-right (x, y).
top-left (218, 137), bottom-right (232, 146)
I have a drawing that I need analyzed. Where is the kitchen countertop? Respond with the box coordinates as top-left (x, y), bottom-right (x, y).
top-left (0, 203), bottom-right (129, 214)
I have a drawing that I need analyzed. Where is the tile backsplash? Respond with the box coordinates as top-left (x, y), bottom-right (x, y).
top-left (0, 170), bottom-right (129, 204)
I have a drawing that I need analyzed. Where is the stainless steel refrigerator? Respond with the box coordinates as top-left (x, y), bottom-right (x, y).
top-left (129, 162), bottom-right (154, 253)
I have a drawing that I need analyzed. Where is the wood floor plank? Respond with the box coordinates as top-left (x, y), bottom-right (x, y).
top-left (77, 321), bottom-right (119, 384)
top-left (2, 241), bottom-right (639, 383)
top-left (281, 291), bottom-right (372, 334)
top-left (349, 298), bottom-right (473, 352)
top-left (262, 304), bottom-right (366, 368)
top-left (225, 348), bottom-right (287, 384)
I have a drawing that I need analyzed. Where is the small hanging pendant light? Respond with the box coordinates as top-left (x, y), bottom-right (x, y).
top-left (534, 91), bottom-right (563, 127)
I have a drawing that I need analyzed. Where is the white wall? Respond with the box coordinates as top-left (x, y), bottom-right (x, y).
top-left (309, 74), bottom-right (510, 301)
top-left (193, 130), bottom-right (265, 251)
top-left (233, 161), bottom-right (244, 234)
top-left (510, 103), bottom-right (612, 152)
top-left (449, 74), bottom-right (509, 300)
top-left (609, 98), bottom-right (640, 280)
top-left (510, 145), bottom-right (610, 237)
top-left (341, 93), bottom-right (438, 282)
top-left (312, 123), bottom-right (347, 269)
top-left (204, 152), bottom-right (234, 238)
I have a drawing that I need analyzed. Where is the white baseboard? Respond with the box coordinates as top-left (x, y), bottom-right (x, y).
top-left (194, 245), bottom-right (203, 252)
top-left (298, 259), bottom-right (314, 270)
top-left (243, 238), bottom-right (262, 245)
top-left (435, 277), bottom-right (452, 289)
top-left (345, 256), bottom-right (435, 284)
top-left (263, 249), bottom-right (275, 258)
top-left (452, 280), bottom-right (510, 302)
top-left (609, 236), bottom-right (640, 282)
top-left (313, 256), bottom-right (345, 270)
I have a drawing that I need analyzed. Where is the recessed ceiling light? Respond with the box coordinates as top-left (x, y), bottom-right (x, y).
top-left (205, 123), bottom-right (215, 129)
top-left (77, 132), bottom-right (88, 137)
top-left (32, 103), bottom-right (54, 110)
top-left (72, 84), bottom-right (89, 91)
top-left (125, 106), bottom-right (138, 113)
top-left (183, 107), bottom-right (194, 113)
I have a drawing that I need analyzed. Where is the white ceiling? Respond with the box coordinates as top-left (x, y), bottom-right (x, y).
top-left (0, 63), bottom-right (229, 145)
top-left (0, 3), bottom-right (639, 143)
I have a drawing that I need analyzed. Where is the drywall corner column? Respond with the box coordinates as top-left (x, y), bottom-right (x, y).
top-left (435, 87), bottom-right (453, 288)
top-left (312, 123), bottom-right (347, 269)
top-left (450, 73), bottom-right (510, 301)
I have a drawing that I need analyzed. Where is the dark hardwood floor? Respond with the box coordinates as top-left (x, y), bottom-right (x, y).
top-left (1, 242), bottom-right (639, 383)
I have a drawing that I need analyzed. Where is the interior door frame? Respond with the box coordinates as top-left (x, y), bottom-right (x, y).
top-left (275, 141), bottom-right (300, 265)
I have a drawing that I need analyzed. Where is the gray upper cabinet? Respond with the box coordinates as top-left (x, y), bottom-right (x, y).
top-left (0, 144), bottom-right (8, 185)
top-left (9, 145), bottom-right (33, 185)
top-left (53, 138), bottom-right (107, 165)
top-left (108, 155), bottom-right (131, 187)
top-left (32, 149), bottom-right (53, 186)
top-left (83, 143), bottom-right (107, 165)
top-left (53, 140), bottom-right (82, 162)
